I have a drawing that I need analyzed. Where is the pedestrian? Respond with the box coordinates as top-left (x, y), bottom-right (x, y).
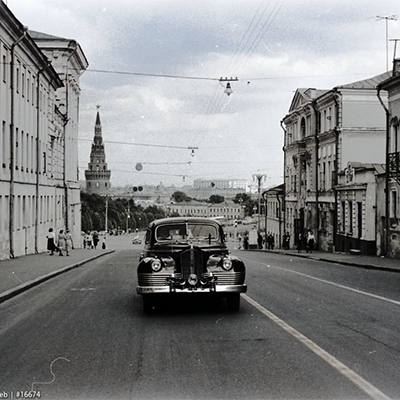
top-left (306, 230), bottom-right (315, 253)
top-left (283, 232), bottom-right (290, 250)
top-left (93, 231), bottom-right (99, 249)
top-left (243, 234), bottom-right (249, 250)
top-left (57, 229), bottom-right (66, 256)
top-left (257, 232), bottom-right (263, 249)
top-left (46, 228), bottom-right (56, 255)
top-left (297, 233), bottom-right (303, 252)
top-left (267, 233), bottom-right (275, 250)
top-left (85, 231), bottom-right (93, 249)
top-left (65, 229), bottom-right (73, 256)
top-left (102, 235), bottom-right (107, 250)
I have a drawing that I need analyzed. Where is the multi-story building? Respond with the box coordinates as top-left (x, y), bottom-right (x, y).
top-left (0, 3), bottom-right (88, 260)
top-left (84, 108), bottom-right (111, 195)
top-left (377, 58), bottom-right (400, 257)
top-left (282, 72), bottom-right (389, 252)
top-left (262, 183), bottom-right (284, 248)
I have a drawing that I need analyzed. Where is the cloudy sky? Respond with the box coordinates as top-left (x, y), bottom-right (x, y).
top-left (6, 0), bottom-right (400, 189)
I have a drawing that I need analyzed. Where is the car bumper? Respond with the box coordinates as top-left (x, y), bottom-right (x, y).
top-left (137, 284), bottom-right (247, 295)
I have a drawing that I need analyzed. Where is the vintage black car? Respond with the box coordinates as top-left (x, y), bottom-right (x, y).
top-left (136, 217), bottom-right (247, 312)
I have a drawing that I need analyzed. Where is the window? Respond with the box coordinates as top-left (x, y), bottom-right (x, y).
top-left (341, 201), bottom-right (346, 231)
top-left (300, 118), bottom-right (306, 139)
top-left (2, 53), bottom-right (6, 83)
top-left (391, 190), bottom-right (398, 219)
top-left (348, 201), bottom-right (353, 233)
top-left (357, 202), bottom-right (362, 238)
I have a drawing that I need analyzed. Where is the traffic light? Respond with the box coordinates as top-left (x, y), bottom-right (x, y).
top-left (133, 186), bottom-right (143, 192)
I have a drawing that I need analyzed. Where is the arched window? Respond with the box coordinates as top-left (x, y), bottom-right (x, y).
top-left (300, 117), bottom-right (306, 139)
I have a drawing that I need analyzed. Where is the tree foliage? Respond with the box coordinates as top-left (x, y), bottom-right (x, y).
top-left (171, 191), bottom-right (191, 202)
top-left (81, 192), bottom-right (166, 232)
top-left (232, 192), bottom-right (257, 218)
top-left (209, 194), bottom-right (225, 204)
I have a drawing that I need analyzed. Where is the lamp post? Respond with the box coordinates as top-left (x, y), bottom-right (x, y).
top-left (253, 173), bottom-right (267, 231)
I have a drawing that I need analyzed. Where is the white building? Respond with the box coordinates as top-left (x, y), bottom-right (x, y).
top-left (190, 178), bottom-right (248, 200)
top-left (0, 3), bottom-right (88, 260)
top-left (167, 200), bottom-right (244, 222)
top-left (282, 72), bottom-right (389, 252)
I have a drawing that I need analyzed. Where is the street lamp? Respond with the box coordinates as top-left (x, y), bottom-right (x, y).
top-left (219, 77), bottom-right (238, 96)
top-left (253, 173), bottom-right (267, 231)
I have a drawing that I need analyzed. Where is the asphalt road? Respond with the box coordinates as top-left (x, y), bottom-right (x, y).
top-left (1, 237), bottom-right (399, 400)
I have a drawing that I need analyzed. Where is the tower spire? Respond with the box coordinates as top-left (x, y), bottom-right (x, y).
top-left (84, 106), bottom-right (111, 194)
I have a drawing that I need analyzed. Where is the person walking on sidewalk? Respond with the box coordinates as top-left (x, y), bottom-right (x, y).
top-left (306, 230), bottom-right (315, 253)
top-left (46, 228), bottom-right (57, 255)
top-left (85, 232), bottom-right (93, 249)
top-left (65, 229), bottom-right (73, 256)
top-left (57, 229), bottom-right (66, 256)
top-left (297, 232), bottom-right (303, 252)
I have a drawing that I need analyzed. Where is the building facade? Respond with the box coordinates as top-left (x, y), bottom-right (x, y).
top-left (282, 72), bottom-right (389, 252)
top-left (262, 184), bottom-right (284, 249)
top-left (167, 200), bottom-right (244, 223)
top-left (335, 162), bottom-right (385, 255)
top-left (0, 3), bottom-right (88, 260)
top-left (377, 58), bottom-right (400, 257)
top-left (84, 108), bottom-right (111, 195)
top-left (190, 178), bottom-right (248, 200)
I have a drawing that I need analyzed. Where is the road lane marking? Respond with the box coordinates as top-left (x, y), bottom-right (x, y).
top-left (244, 257), bottom-right (400, 306)
top-left (242, 293), bottom-right (391, 400)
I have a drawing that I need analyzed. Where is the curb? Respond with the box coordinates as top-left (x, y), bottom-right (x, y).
top-left (0, 249), bottom-right (115, 304)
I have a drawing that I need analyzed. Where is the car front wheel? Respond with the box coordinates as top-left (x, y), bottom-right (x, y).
top-left (227, 293), bottom-right (240, 311)
top-left (142, 295), bottom-right (155, 313)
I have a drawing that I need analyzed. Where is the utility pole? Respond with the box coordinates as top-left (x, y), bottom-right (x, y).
top-left (252, 173), bottom-right (267, 231)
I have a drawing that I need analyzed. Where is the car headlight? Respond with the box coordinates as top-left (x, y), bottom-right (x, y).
top-left (151, 259), bottom-right (163, 272)
top-left (221, 257), bottom-right (233, 271)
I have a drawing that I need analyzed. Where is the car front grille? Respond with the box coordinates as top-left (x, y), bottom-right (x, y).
top-left (138, 273), bottom-right (169, 286)
top-left (213, 271), bottom-right (245, 285)
top-left (180, 247), bottom-right (204, 281)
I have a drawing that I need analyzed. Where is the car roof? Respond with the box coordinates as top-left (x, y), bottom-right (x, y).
top-left (149, 217), bottom-right (223, 228)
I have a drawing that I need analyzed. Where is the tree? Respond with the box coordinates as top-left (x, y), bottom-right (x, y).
top-left (209, 194), bottom-right (225, 204)
top-left (232, 193), bottom-right (256, 218)
top-left (171, 191), bottom-right (191, 202)
top-left (81, 192), bottom-right (166, 232)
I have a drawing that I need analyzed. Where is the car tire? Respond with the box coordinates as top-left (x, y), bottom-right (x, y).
top-left (142, 295), bottom-right (154, 313)
top-left (227, 294), bottom-right (240, 312)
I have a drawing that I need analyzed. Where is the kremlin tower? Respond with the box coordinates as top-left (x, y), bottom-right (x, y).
top-left (84, 107), bottom-right (111, 194)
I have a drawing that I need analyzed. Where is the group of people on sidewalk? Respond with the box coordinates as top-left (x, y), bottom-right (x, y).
top-left (83, 231), bottom-right (106, 250)
top-left (297, 230), bottom-right (315, 253)
top-left (46, 228), bottom-right (74, 256)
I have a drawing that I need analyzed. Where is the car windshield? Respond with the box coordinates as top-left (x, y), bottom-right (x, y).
top-left (155, 223), bottom-right (219, 243)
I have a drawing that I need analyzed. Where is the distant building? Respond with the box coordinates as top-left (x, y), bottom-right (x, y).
top-left (0, 2), bottom-right (88, 260)
top-left (262, 184), bottom-right (284, 248)
top-left (84, 108), bottom-right (111, 195)
top-left (190, 178), bottom-right (248, 200)
top-left (167, 200), bottom-right (244, 222)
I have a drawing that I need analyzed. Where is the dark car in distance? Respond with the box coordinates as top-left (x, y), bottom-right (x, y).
top-left (136, 217), bottom-right (247, 312)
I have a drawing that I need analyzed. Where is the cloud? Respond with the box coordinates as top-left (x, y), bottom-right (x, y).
top-left (8, 0), bottom-right (400, 187)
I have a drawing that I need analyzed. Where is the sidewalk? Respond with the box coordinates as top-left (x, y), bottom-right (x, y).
top-left (0, 247), bottom-right (115, 304)
top-left (237, 246), bottom-right (400, 272)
